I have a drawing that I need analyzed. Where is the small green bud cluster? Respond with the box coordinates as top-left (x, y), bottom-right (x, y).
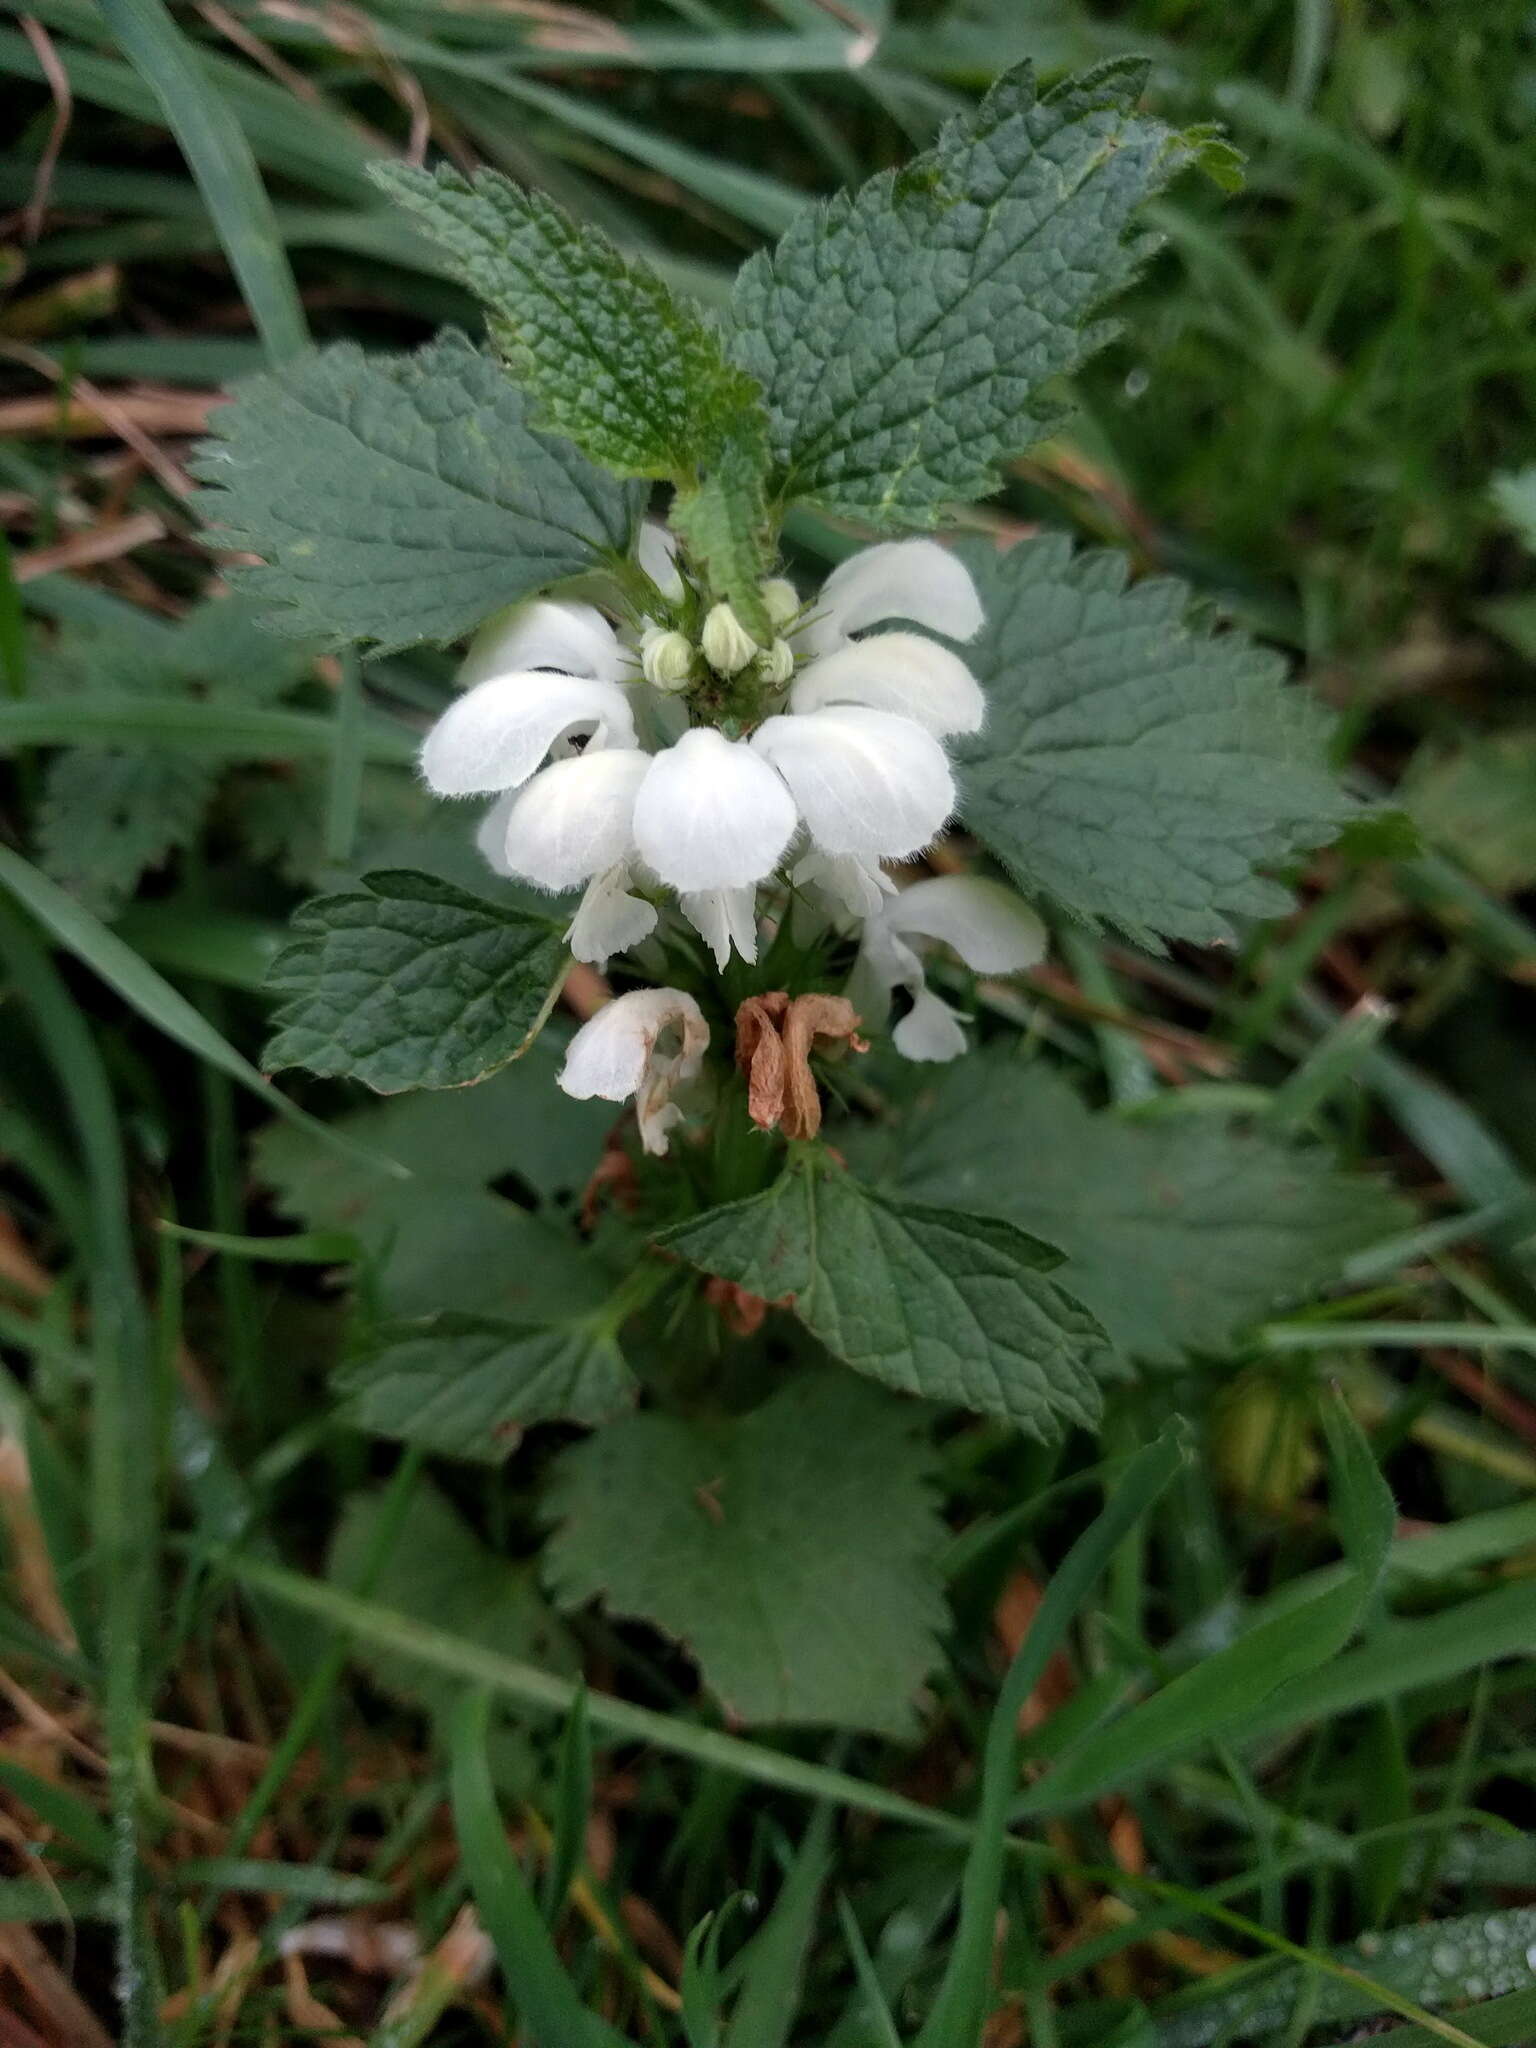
top-left (644, 580), bottom-right (801, 712)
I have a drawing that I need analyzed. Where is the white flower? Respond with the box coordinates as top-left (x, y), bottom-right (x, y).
top-left (679, 886), bottom-right (759, 971)
top-left (421, 666), bottom-right (635, 797)
top-left (745, 539), bottom-right (987, 869)
top-left (558, 987), bottom-right (709, 1156)
top-left (497, 748), bottom-right (651, 890)
top-left (458, 598), bottom-right (628, 690)
top-left (425, 535), bottom-right (990, 978)
top-left (853, 875), bottom-right (1046, 1062)
top-left (632, 727), bottom-right (797, 893)
top-left (803, 537), bottom-right (985, 658)
top-left (793, 849), bottom-right (896, 922)
top-left (567, 864), bottom-right (658, 965)
top-left (753, 705), bottom-right (956, 863)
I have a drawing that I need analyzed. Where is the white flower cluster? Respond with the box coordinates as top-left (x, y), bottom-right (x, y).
top-left (418, 531), bottom-right (1047, 1144)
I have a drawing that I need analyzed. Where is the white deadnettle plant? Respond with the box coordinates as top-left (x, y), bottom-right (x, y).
top-left (418, 526), bottom-right (1016, 1125)
top-left (211, 65), bottom-right (1362, 1732)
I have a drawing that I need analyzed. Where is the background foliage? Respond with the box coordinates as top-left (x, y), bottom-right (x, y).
top-left (3, 0), bottom-right (1536, 2042)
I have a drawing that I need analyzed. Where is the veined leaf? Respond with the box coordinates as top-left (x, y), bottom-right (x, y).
top-left (330, 1484), bottom-right (576, 1726)
top-left (670, 414), bottom-right (775, 642)
top-left (656, 1151), bottom-right (1105, 1434)
top-left (338, 1310), bottom-right (635, 1459)
top-left (263, 868), bottom-right (567, 1092)
top-left (376, 162), bottom-right (763, 488)
top-left (956, 534), bottom-right (1354, 947)
top-left (732, 59), bottom-right (1196, 523)
top-left (37, 750), bottom-right (213, 919)
top-left (890, 1057), bottom-right (1407, 1365)
top-left (542, 1374), bottom-right (947, 1733)
top-left (194, 332), bottom-right (641, 653)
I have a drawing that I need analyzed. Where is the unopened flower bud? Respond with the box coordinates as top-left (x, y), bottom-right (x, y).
top-left (761, 577), bottom-right (801, 629)
top-left (759, 637), bottom-right (795, 686)
top-left (641, 627), bottom-right (694, 692)
top-left (701, 603), bottom-right (759, 676)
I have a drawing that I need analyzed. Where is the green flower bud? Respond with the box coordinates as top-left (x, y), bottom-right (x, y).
top-left (641, 626), bottom-right (695, 692)
top-left (761, 577), bottom-right (801, 629)
top-left (759, 637), bottom-right (795, 686)
top-left (701, 602), bottom-right (759, 677)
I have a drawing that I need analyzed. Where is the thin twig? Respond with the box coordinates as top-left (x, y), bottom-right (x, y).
top-left (15, 19), bottom-right (72, 244)
top-left (0, 346), bottom-right (205, 496)
top-left (13, 511), bottom-right (167, 583)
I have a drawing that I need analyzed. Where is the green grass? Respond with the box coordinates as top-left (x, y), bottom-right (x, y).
top-left (4, 1), bottom-right (1536, 2042)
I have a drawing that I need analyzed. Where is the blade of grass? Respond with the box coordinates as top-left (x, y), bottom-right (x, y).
top-left (723, 1808), bottom-right (831, 2048)
top-left (205, 1546), bottom-right (1007, 1853)
top-left (94, 0), bottom-right (307, 361)
top-left (449, 1688), bottom-right (629, 2048)
top-left (914, 1429), bottom-right (1187, 2046)
top-left (1015, 1403), bottom-right (1392, 1818)
top-left (0, 845), bottom-right (405, 1173)
top-left (0, 899), bottom-right (160, 2041)
top-left (213, 1445), bottom-right (425, 1876)
top-left (0, 695), bottom-right (417, 761)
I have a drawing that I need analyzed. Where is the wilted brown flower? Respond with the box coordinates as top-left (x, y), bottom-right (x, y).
top-left (734, 991), bottom-right (866, 1141)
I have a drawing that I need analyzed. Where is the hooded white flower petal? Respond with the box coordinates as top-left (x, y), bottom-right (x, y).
top-left (792, 849), bottom-right (895, 923)
top-left (567, 863), bottom-right (658, 967)
top-left (883, 875), bottom-right (1047, 972)
top-left (632, 727), bottom-right (798, 892)
top-left (680, 885), bottom-right (759, 970)
top-left (893, 988), bottom-right (969, 1063)
top-left (790, 632), bottom-right (985, 738)
top-left (638, 520), bottom-right (685, 602)
top-left (459, 599), bottom-right (625, 689)
top-left (499, 747), bottom-right (650, 890)
top-left (751, 706), bottom-right (955, 861)
top-left (806, 539), bottom-right (985, 656)
top-left (558, 986), bottom-right (709, 1156)
top-left (474, 791), bottom-right (519, 878)
top-left (421, 672), bottom-right (637, 798)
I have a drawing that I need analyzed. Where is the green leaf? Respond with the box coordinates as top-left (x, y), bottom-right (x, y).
top-left (36, 749), bottom-right (213, 919)
top-left (655, 1152), bottom-right (1105, 1434)
top-left (330, 1483), bottom-right (575, 1725)
top-left (731, 59), bottom-right (1196, 523)
top-left (27, 592), bottom-right (321, 915)
top-left (542, 1374), bottom-right (947, 1733)
top-left (253, 1045), bottom-right (612, 1323)
top-left (29, 593), bottom-right (314, 705)
top-left (263, 868), bottom-right (567, 1092)
top-left (193, 333), bottom-right (641, 653)
top-left (955, 534), bottom-right (1354, 946)
top-left (889, 1058), bottom-right (1407, 1365)
top-left (1402, 732), bottom-right (1536, 894)
top-left (376, 162), bottom-right (763, 488)
top-left (671, 414), bottom-right (775, 642)
top-left (254, 1034), bottom-right (609, 1219)
top-left (1155, 1905), bottom-right (1536, 2047)
top-left (338, 1310), bottom-right (635, 1460)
